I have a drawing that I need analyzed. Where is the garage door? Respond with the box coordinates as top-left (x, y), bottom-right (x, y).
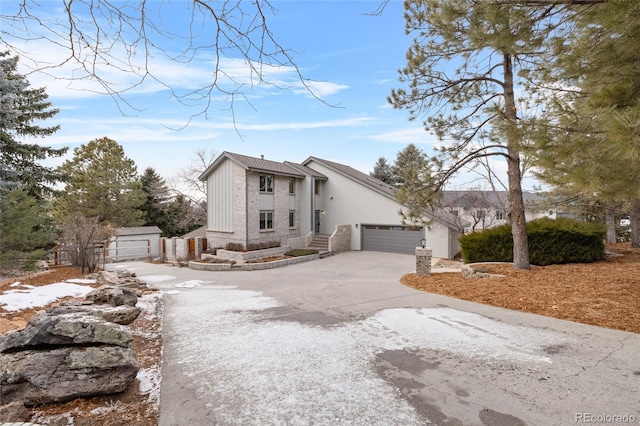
top-left (361, 225), bottom-right (424, 255)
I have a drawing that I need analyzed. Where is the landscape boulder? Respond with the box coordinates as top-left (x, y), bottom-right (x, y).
top-left (0, 312), bottom-right (133, 353)
top-left (85, 285), bottom-right (138, 307)
top-left (0, 345), bottom-right (139, 406)
top-left (0, 401), bottom-right (30, 422)
top-left (46, 303), bottom-right (141, 325)
top-left (0, 279), bottom-right (143, 410)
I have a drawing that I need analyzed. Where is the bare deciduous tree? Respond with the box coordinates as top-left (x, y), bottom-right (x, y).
top-left (170, 147), bottom-right (218, 202)
top-left (1, 1), bottom-right (318, 118)
top-left (60, 213), bottom-right (112, 273)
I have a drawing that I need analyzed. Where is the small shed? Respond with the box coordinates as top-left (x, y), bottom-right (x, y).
top-left (107, 226), bottom-right (162, 262)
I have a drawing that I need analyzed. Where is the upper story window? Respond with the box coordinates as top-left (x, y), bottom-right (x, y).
top-left (260, 174), bottom-right (274, 193)
top-left (289, 177), bottom-right (295, 194)
top-left (314, 180), bottom-right (320, 195)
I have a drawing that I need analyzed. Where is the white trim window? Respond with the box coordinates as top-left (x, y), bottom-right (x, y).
top-left (289, 210), bottom-right (295, 228)
top-left (289, 177), bottom-right (295, 194)
top-left (260, 174), bottom-right (274, 193)
top-left (260, 211), bottom-right (274, 230)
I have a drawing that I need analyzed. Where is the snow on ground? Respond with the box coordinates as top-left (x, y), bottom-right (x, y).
top-left (362, 307), bottom-right (560, 363)
top-left (165, 285), bottom-right (568, 425)
top-left (173, 280), bottom-right (207, 288)
top-left (0, 282), bottom-right (95, 312)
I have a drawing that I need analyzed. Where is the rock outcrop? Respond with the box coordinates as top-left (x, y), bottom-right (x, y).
top-left (0, 270), bottom-right (152, 420)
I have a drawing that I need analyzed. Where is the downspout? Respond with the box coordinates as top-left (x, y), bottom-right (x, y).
top-left (310, 176), bottom-right (316, 237)
top-left (245, 170), bottom-right (251, 249)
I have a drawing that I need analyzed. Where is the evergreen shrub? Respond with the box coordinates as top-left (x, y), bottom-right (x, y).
top-left (459, 217), bottom-right (605, 265)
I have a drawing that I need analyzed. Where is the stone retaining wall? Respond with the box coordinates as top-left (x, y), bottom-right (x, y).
top-left (216, 246), bottom-right (291, 262)
top-left (188, 261), bottom-right (232, 271)
top-left (189, 253), bottom-right (319, 271)
top-left (239, 253), bottom-right (319, 271)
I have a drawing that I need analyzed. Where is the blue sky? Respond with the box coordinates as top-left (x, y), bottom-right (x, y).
top-left (4, 0), bottom-right (534, 193)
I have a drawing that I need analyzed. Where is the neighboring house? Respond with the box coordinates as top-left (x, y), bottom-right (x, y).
top-left (439, 190), bottom-right (555, 232)
top-left (107, 226), bottom-right (162, 261)
top-left (199, 152), bottom-right (463, 259)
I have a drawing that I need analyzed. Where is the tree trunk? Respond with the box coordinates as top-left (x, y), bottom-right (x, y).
top-left (630, 197), bottom-right (640, 248)
top-left (503, 52), bottom-right (530, 270)
top-left (604, 205), bottom-right (617, 244)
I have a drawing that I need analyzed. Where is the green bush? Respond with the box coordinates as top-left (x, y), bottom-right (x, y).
top-left (285, 249), bottom-right (319, 257)
top-left (459, 217), bottom-right (605, 266)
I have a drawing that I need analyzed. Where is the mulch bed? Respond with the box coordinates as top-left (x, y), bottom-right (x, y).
top-left (402, 242), bottom-right (640, 334)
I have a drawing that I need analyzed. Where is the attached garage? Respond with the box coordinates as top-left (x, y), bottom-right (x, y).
top-left (361, 224), bottom-right (424, 255)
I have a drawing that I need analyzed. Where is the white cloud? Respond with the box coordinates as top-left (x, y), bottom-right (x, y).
top-left (368, 127), bottom-right (440, 145)
top-left (292, 80), bottom-right (349, 97)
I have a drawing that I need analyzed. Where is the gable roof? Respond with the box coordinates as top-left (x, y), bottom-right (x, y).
top-left (199, 152), bottom-right (306, 181)
top-left (302, 156), bottom-right (396, 198)
top-left (302, 156), bottom-right (462, 230)
top-left (440, 190), bottom-right (547, 209)
top-left (115, 226), bottom-right (162, 236)
top-left (284, 161), bottom-right (328, 180)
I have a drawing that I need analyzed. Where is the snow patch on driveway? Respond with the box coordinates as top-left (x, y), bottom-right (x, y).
top-left (164, 286), bottom-right (566, 425)
top-left (361, 308), bottom-right (561, 363)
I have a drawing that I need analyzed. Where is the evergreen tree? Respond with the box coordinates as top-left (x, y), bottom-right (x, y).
top-left (0, 51), bottom-right (66, 196)
top-left (54, 137), bottom-right (145, 227)
top-left (390, 144), bottom-right (428, 187)
top-left (370, 157), bottom-right (393, 184)
top-left (164, 194), bottom-right (206, 237)
top-left (140, 167), bottom-right (173, 235)
top-left (529, 0), bottom-right (640, 245)
top-left (389, 1), bottom-right (566, 269)
top-left (0, 188), bottom-right (54, 272)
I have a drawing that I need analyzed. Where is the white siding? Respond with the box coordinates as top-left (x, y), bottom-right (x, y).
top-left (306, 162), bottom-right (410, 247)
top-left (299, 176), bottom-right (313, 235)
top-left (304, 160), bottom-right (455, 259)
top-left (207, 160), bottom-right (236, 231)
top-left (423, 222), bottom-right (451, 259)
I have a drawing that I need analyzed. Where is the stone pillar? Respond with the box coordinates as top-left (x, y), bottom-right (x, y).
top-left (416, 247), bottom-right (432, 277)
top-left (166, 237), bottom-right (177, 262)
top-left (175, 238), bottom-right (189, 261)
top-left (194, 237), bottom-right (203, 260)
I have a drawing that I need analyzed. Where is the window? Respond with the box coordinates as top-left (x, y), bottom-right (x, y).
top-left (476, 209), bottom-right (486, 219)
top-left (289, 178), bottom-right (295, 194)
top-left (260, 211), bottom-right (273, 230)
top-left (314, 180), bottom-right (320, 195)
top-left (289, 210), bottom-right (295, 228)
top-left (495, 210), bottom-right (505, 220)
top-left (259, 174), bottom-right (274, 193)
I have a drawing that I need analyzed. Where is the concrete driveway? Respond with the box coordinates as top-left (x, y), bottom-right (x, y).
top-left (109, 252), bottom-right (640, 426)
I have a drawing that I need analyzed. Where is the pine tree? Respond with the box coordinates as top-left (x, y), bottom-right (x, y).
top-left (0, 188), bottom-right (54, 272)
top-left (390, 144), bottom-right (428, 187)
top-left (389, 1), bottom-right (566, 269)
top-left (140, 167), bottom-right (173, 235)
top-left (0, 51), bottom-right (66, 196)
top-left (54, 137), bottom-right (145, 227)
top-left (529, 0), bottom-right (640, 245)
top-left (370, 157), bottom-right (393, 184)
top-left (164, 194), bottom-right (206, 237)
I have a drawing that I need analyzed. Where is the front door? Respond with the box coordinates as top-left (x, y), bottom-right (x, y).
top-left (314, 210), bottom-right (321, 234)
